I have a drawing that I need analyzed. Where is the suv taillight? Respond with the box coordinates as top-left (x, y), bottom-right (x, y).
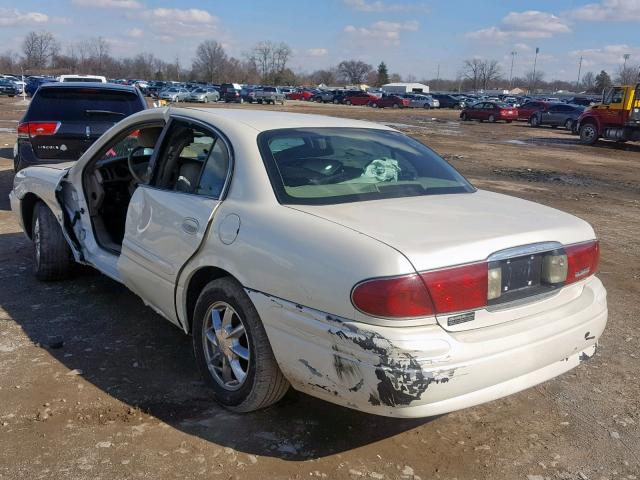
top-left (17, 121), bottom-right (61, 138)
top-left (352, 241), bottom-right (600, 319)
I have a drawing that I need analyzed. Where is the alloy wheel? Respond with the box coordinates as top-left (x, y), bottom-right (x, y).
top-left (202, 301), bottom-right (251, 391)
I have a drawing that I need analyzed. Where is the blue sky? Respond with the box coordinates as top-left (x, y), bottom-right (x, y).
top-left (1, 0), bottom-right (639, 81)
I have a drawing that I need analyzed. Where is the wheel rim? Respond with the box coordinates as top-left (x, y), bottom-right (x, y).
top-left (34, 217), bottom-right (41, 268)
top-left (531, 116), bottom-right (538, 126)
top-left (565, 120), bottom-right (572, 129)
top-left (582, 125), bottom-right (596, 141)
top-left (202, 301), bottom-right (250, 391)
top-left (489, 115), bottom-right (495, 122)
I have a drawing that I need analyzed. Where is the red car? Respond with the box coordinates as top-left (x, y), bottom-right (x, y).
top-left (516, 100), bottom-right (550, 121)
top-left (286, 89), bottom-right (315, 101)
top-left (370, 94), bottom-right (410, 108)
top-left (460, 102), bottom-right (518, 123)
top-left (343, 91), bottom-right (377, 106)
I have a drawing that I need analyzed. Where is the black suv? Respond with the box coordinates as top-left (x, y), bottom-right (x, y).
top-left (432, 94), bottom-right (465, 109)
top-left (14, 82), bottom-right (146, 172)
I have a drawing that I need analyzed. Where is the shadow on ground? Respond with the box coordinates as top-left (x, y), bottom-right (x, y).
top-left (0, 227), bottom-right (430, 460)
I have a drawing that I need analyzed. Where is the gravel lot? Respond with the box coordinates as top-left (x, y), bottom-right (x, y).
top-left (0, 97), bottom-right (638, 480)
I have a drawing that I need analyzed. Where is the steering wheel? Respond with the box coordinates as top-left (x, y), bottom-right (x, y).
top-left (127, 145), bottom-right (148, 184)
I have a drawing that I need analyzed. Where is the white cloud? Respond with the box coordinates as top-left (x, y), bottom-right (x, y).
top-left (344, 20), bottom-right (419, 45)
top-left (126, 28), bottom-right (144, 38)
top-left (307, 48), bottom-right (328, 57)
top-left (343, 0), bottom-right (428, 13)
top-left (570, 44), bottom-right (640, 68)
top-left (466, 10), bottom-right (571, 41)
top-left (571, 0), bottom-right (640, 21)
top-left (135, 8), bottom-right (221, 39)
top-left (72, 0), bottom-right (142, 9)
top-left (0, 8), bottom-right (52, 27)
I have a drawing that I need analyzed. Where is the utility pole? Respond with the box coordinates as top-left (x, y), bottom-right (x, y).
top-left (623, 53), bottom-right (630, 82)
top-left (531, 47), bottom-right (539, 94)
top-left (576, 56), bottom-right (583, 92)
top-left (436, 62), bottom-right (440, 88)
top-left (509, 51), bottom-right (517, 89)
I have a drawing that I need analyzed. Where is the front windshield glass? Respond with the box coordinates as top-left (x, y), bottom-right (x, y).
top-left (258, 128), bottom-right (475, 205)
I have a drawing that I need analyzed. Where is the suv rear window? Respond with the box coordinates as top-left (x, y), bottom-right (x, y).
top-left (26, 88), bottom-right (144, 122)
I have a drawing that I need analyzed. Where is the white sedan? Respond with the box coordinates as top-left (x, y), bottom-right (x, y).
top-left (9, 108), bottom-right (607, 417)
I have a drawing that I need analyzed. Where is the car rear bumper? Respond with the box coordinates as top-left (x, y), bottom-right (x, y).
top-left (248, 275), bottom-right (607, 418)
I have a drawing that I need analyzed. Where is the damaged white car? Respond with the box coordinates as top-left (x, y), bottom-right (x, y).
top-left (10, 108), bottom-right (607, 417)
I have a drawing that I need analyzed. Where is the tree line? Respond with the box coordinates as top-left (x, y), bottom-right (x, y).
top-left (0, 31), bottom-right (637, 92)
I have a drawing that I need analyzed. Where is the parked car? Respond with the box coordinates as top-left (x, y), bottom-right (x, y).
top-left (432, 94), bottom-right (465, 109)
top-left (343, 91), bottom-right (377, 106)
top-left (24, 76), bottom-right (56, 97)
top-left (221, 83), bottom-right (244, 103)
top-left (58, 75), bottom-right (107, 83)
top-left (159, 87), bottom-right (190, 102)
top-left (369, 93), bottom-right (410, 109)
top-left (13, 82), bottom-right (146, 172)
top-left (10, 107), bottom-right (606, 417)
top-left (0, 79), bottom-right (20, 97)
top-left (313, 89), bottom-right (340, 103)
top-left (460, 102), bottom-right (518, 123)
top-left (402, 93), bottom-right (440, 109)
top-left (517, 100), bottom-right (551, 121)
top-left (565, 97), bottom-right (596, 107)
top-left (186, 88), bottom-right (220, 103)
top-left (254, 86), bottom-right (286, 105)
top-left (147, 81), bottom-right (168, 97)
top-left (529, 104), bottom-right (585, 131)
top-left (287, 89), bottom-right (315, 101)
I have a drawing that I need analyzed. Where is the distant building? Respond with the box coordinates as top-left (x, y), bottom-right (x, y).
top-left (381, 82), bottom-right (430, 94)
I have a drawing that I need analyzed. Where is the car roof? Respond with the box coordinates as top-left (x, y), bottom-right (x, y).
top-left (37, 82), bottom-right (139, 92)
top-left (178, 107), bottom-right (395, 133)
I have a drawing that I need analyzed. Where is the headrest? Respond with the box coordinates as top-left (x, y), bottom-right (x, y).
top-left (137, 127), bottom-right (164, 148)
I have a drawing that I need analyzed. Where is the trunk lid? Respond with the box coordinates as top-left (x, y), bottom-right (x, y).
top-left (289, 190), bottom-right (595, 272)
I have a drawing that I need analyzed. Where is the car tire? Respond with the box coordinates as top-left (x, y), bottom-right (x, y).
top-left (423, 104), bottom-right (430, 109)
top-left (333, 99), bottom-right (339, 104)
top-left (193, 278), bottom-right (290, 412)
top-left (345, 100), bottom-right (352, 105)
top-left (529, 115), bottom-right (540, 127)
top-left (32, 202), bottom-right (73, 281)
top-left (579, 123), bottom-right (599, 145)
top-left (460, 112), bottom-right (468, 121)
top-left (392, 103), bottom-right (400, 109)
top-left (564, 119), bottom-right (574, 130)
top-left (488, 114), bottom-right (496, 123)
top-left (203, 97), bottom-right (209, 103)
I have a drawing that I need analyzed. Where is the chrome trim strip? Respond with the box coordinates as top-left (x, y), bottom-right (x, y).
top-left (488, 241), bottom-right (563, 262)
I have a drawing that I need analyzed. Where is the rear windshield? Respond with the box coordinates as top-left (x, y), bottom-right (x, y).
top-left (258, 128), bottom-right (475, 205)
top-left (27, 88), bottom-right (144, 121)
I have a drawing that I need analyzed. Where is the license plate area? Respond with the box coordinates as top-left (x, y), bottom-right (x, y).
top-left (488, 252), bottom-right (563, 306)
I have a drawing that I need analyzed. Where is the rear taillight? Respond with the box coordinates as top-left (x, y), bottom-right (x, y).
top-left (420, 263), bottom-right (488, 314)
top-left (17, 121), bottom-right (60, 138)
top-left (352, 240), bottom-right (599, 319)
top-left (351, 274), bottom-right (435, 318)
top-left (565, 240), bottom-right (599, 284)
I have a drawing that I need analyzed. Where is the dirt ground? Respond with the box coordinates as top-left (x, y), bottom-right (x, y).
top-left (0, 97), bottom-right (638, 480)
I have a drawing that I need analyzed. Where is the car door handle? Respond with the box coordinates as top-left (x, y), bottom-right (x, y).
top-left (181, 218), bottom-right (199, 235)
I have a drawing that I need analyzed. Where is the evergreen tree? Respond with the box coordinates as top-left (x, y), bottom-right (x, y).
top-left (594, 70), bottom-right (612, 92)
top-left (377, 62), bottom-right (389, 86)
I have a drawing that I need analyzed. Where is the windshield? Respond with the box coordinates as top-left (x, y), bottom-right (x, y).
top-left (258, 128), bottom-right (475, 205)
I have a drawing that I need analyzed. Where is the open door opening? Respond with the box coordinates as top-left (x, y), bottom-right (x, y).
top-left (82, 124), bottom-right (164, 253)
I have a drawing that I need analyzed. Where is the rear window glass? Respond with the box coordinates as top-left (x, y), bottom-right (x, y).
top-left (27, 88), bottom-right (143, 121)
top-left (258, 128), bottom-right (475, 205)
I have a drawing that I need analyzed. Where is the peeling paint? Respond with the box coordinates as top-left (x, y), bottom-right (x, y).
top-left (329, 328), bottom-right (455, 407)
top-left (299, 359), bottom-right (323, 378)
top-left (349, 379), bottom-right (364, 392)
top-left (584, 331), bottom-right (595, 341)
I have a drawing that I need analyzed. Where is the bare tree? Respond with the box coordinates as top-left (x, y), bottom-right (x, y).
top-left (616, 63), bottom-right (639, 84)
top-left (479, 60), bottom-right (501, 90)
top-left (337, 59), bottom-right (373, 84)
top-left (581, 71), bottom-right (596, 92)
top-left (310, 68), bottom-right (338, 85)
top-left (0, 51), bottom-right (19, 72)
top-left (463, 58), bottom-right (482, 91)
top-left (192, 40), bottom-right (228, 83)
top-left (22, 31), bottom-right (59, 70)
top-left (525, 70), bottom-right (545, 92)
top-left (248, 41), bottom-right (292, 83)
